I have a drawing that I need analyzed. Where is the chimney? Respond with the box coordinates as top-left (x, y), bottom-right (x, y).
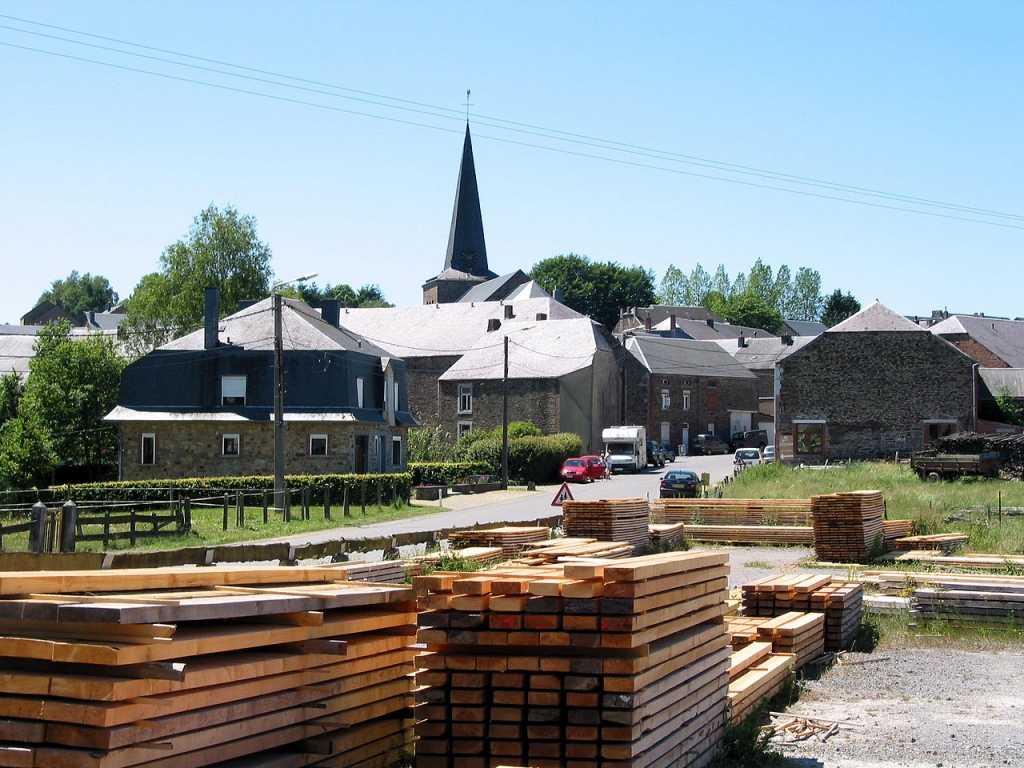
top-left (737, 334), bottom-right (746, 348)
top-left (204, 287), bottom-right (219, 350)
top-left (87, 310), bottom-right (96, 327)
top-left (553, 286), bottom-right (564, 303)
top-left (487, 318), bottom-right (501, 332)
top-left (670, 314), bottom-right (676, 330)
top-left (504, 304), bottom-right (514, 320)
top-left (782, 334), bottom-right (793, 346)
top-left (536, 313), bottom-right (547, 321)
top-left (706, 318), bottom-right (715, 328)
top-left (321, 300), bottom-right (341, 328)
top-left (644, 318), bottom-right (652, 331)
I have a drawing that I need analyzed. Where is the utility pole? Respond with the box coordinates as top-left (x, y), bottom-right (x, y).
top-left (501, 334), bottom-right (509, 489)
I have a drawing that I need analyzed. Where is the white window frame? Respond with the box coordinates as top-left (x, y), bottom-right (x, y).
top-left (141, 433), bottom-right (156, 465)
top-left (661, 389), bottom-right (671, 411)
top-left (222, 434), bottom-right (240, 456)
top-left (392, 435), bottom-right (402, 466)
top-left (457, 420), bottom-right (473, 440)
top-left (310, 434), bottom-right (328, 456)
top-left (458, 383), bottom-right (473, 415)
top-left (356, 377), bottom-right (364, 409)
top-left (682, 390), bottom-right (691, 411)
top-left (394, 381), bottom-right (400, 411)
top-left (221, 376), bottom-right (247, 406)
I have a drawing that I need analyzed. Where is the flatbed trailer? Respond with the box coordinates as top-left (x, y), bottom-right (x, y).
top-left (910, 451), bottom-right (1001, 481)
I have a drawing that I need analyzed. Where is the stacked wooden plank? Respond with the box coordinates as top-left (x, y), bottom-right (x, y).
top-left (754, 612), bottom-right (824, 669)
top-left (415, 547), bottom-right (505, 567)
top-left (741, 576), bottom-right (863, 651)
top-left (334, 559), bottom-right (409, 584)
top-left (810, 490), bottom-right (886, 562)
top-left (562, 498), bottom-right (650, 552)
top-left (648, 522), bottom-right (687, 548)
top-left (891, 533), bottom-right (969, 554)
top-left (0, 565), bottom-right (418, 768)
top-left (866, 570), bottom-right (1024, 626)
top-left (889, 551), bottom-right (1024, 569)
top-left (680, 525), bottom-right (812, 545)
top-left (882, 518), bottom-right (914, 550)
top-left (510, 538), bottom-right (635, 565)
top-left (726, 641), bottom-right (794, 724)
top-left (413, 551), bottom-right (732, 768)
top-left (651, 498), bottom-right (812, 526)
top-left (446, 527), bottom-right (551, 560)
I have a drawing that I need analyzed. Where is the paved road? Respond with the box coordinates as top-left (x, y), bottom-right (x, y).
top-left (267, 453), bottom-right (734, 546)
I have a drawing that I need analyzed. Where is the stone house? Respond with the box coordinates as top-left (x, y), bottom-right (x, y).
top-left (776, 302), bottom-right (977, 462)
top-left (623, 335), bottom-right (759, 453)
top-left (105, 291), bottom-right (416, 481)
top-left (715, 335), bottom-right (818, 427)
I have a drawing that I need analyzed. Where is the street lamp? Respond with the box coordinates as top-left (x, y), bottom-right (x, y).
top-left (273, 272), bottom-right (318, 515)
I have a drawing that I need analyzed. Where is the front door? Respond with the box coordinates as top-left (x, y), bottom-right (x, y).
top-left (355, 435), bottom-right (368, 473)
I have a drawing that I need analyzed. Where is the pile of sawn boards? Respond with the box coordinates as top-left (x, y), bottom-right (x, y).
top-left (866, 570), bottom-right (1024, 625)
top-left (446, 527), bottom-right (551, 560)
top-left (0, 565), bottom-right (418, 768)
top-left (650, 498), bottom-right (813, 545)
top-left (740, 574), bottom-right (864, 651)
top-left (412, 550), bottom-right (732, 768)
top-left (810, 490), bottom-right (886, 563)
top-left (561, 498), bottom-right (651, 553)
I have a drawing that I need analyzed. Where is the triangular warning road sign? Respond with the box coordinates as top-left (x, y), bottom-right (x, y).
top-left (551, 482), bottom-right (575, 507)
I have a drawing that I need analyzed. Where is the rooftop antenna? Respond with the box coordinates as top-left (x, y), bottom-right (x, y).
top-left (465, 89), bottom-right (472, 122)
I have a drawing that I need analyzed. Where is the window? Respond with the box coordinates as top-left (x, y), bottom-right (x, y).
top-left (458, 383), bottom-right (473, 414)
top-left (141, 434), bottom-right (155, 465)
top-left (392, 436), bottom-right (402, 466)
top-left (394, 381), bottom-right (400, 411)
top-left (706, 382), bottom-right (719, 412)
top-left (661, 389), bottom-right (671, 411)
top-left (356, 378), bottom-right (364, 409)
top-left (310, 434), bottom-right (328, 456)
top-left (661, 379), bottom-right (670, 386)
top-left (682, 390), bottom-right (691, 411)
top-left (925, 422), bottom-right (956, 445)
top-left (457, 421), bottom-right (473, 440)
top-left (222, 434), bottom-right (240, 456)
top-left (221, 376), bottom-right (246, 406)
top-left (795, 422), bottom-right (825, 454)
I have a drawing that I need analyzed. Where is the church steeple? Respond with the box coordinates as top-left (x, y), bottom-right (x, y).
top-left (443, 124), bottom-right (493, 278)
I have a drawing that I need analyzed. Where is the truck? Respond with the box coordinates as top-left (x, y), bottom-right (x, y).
top-left (602, 426), bottom-right (647, 474)
top-left (910, 451), bottom-right (1001, 482)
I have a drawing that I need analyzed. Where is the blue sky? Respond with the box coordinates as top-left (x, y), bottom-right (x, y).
top-left (2, 1), bottom-right (1022, 324)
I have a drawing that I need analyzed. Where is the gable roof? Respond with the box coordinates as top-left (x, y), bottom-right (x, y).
top-left (456, 270), bottom-right (531, 303)
top-left (780, 319), bottom-right (826, 337)
top-left (828, 301), bottom-right (924, 333)
top-left (439, 317), bottom-right (610, 381)
top-left (160, 297), bottom-right (390, 357)
top-left (335, 298), bottom-right (585, 359)
top-left (626, 336), bottom-right (757, 380)
top-left (930, 315), bottom-right (1024, 368)
top-left (714, 335), bottom-right (817, 371)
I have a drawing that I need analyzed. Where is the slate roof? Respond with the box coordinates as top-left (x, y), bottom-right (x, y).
top-left (828, 301), bottom-right (924, 333)
top-left (930, 315), bottom-right (1024, 368)
top-left (160, 297), bottom-right (391, 357)
top-left (0, 326), bottom-right (123, 378)
top-left (439, 124), bottom-right (495, 280)
top-left (335, 298), bottom-right (585, 359)
top-left (505, 280), bottom-right (553, 300)
top-left (714, 335), bottom-right (817, 371)
top-left (439, 317), bottom-right (611, 381)
top-left (780, 319), bottom-right (826, 337)
top-left (626, 336), bottom-right (757, 380)
top-left (456, 270), bottom-right (531, 303)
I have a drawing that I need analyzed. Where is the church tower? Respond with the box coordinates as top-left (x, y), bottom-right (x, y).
top-left (423, 124), bottom-right (497, 304)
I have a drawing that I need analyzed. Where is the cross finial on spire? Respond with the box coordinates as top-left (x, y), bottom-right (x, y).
top-left (465, 89), bottom-right (472, 122)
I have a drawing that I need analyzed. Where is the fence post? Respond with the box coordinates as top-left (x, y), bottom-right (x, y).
top-left (343, 482), bottom-right (350, 517)
top-left (130, 510), bottom-right (137, 547)
top-left (29, 502), bottom-right (47, 553)
top-left (103, 508), bottom-right (111, 547)
top-left (285, 489), bottom-right (291, 523)
top-left (376, 477), bottom-right (382, 510)
top-left (236, 490), bottom-right (244, 527)
top-left (262, 490), bottom-right (269, 524)
top-left (324, 485), bottom-right (331, 521)
top-left (302, 487), bottom-right (310, 520)
top-left (222, 494), bottom-right (229, 531)
top-left (361, 480), bottom-right (367, 515)
top-left (59, 501), bottom-right (77, 553)
top-left (184, 497), bottom-right (192, 531)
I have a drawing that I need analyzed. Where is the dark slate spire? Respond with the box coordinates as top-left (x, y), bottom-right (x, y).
top-left (444, 124), bottom-right (494, 278)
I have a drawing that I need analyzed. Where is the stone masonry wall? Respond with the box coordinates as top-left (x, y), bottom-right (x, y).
top-left (439, 379), bottom-right (560, 437)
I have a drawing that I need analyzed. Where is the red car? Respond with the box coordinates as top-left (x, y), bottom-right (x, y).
top-left (560, 457), bottom-right (597, 483)
top-left (581, 455), bottom-right (611, 480)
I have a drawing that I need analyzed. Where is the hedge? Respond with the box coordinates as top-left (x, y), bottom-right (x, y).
top-left (409, 462), bottom-right (493, 487)
top-left (457, 433), bottom-right (583, 484)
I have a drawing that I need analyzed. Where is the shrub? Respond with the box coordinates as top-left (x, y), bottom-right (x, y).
top-left (410, 462), bottom-right (492, 486)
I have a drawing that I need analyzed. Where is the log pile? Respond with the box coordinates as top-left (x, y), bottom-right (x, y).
top-left (447, 527), bottom-right (551, 560)
top-left (561, 498), bottom-right (651, 553)
top-left (810, 490), bottom-right (886, 562)
top-left (0, 565), bottom-right (419, 768)
top-left (413, 551), bottom-right (732, 768)
top-left (740, 576), bottom-right (863, 651)
top-left (931, 431), bottom-right (1024, 479)
top-left (651, 498), bottom-right (812, 526)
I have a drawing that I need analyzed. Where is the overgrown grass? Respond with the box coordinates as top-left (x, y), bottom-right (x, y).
top-left (729, 461), bottom-right (1024, 555)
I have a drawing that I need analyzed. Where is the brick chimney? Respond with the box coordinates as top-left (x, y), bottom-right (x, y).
top-left (204, 287), bottom-right (219, 350)
top-left (321, 300), bottom-right (341, 328)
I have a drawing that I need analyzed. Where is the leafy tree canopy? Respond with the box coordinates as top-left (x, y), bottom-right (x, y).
top-left (821, 289), bottom-right (861, 327)
top-left (529, 253), bottom-right (655, 330)
top-left (0, 371), bottom-right (23, 428)
top-left (120, 204), bottom-right (272, 356)
top-left (292, 282), bottom-right (393, 309)
top-left (37, 271), bottom-right (119, 322)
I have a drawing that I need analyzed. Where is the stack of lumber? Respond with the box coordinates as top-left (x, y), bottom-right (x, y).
top-left (511, 538), bottom-right (635, 565)
top-left (726, 640), bottom-right (794, 724)
top-left (810, 490), bottom-right (886, 562)
top-left (882, 519), bottom-right (914, 549)
top-left (413, 550), bottom-right (732, 768)
top-left (891, 533), bottom-right (969, 554)
top-left (0, 565), bottom-right (419, 768)
top-left (649, 522), bottom-right (687, 548)
top-left (415, 547), bottom-right (505, 567)
top-left (334, 559), bottom-right (409, 584)
top-left (740, 576), bottom-right (863, 651)
top-left (865, 570), bottom-right (1024, 625)
top-left (753, 612), bottom-right (825, 669)
top-left (680, 525), bottom-right (812, 545)
top-left (888, 551), bottom-right (1024, 569)
top-left (447, 527), bottom-right (550, 559)
top-left (562, 498), bottom-right (650, 552)
top-left (651, 498), bottom-right (812, 526)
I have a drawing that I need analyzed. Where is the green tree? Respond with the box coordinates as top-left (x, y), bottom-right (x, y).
top-left (121, 204), bottom-right (273, 356)
top-left (0, 413), bottom-right (55, 489)
top-left (721, 292), bottom-right (783, 333)
top-left (37, 271), bottom-right (119, 323)
top-left (21, 320), bottom-right (126, 476)
top-left (295, 282), bottom-right (393, 309)
top-left (656, 264), bottom-right (688, 305)
top-left (784, 267), bottom-right (824, 321)
top-left (530, 253), bottom-right (655, 330)
top-left (821, 290), bottom-right (861, 327)
top-left (0, 371), bottom-right (23, 427)
top-left (994, 385), bottom-right (1023, 426)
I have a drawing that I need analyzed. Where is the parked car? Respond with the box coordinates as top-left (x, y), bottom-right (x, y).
top-left (691, 433), bottom-right (729, 455)
top-left (733, 447), bottom-right (763, 476)
top-left (762, 445), bottom-right (776, 463)
top-left (560, 458), bottom-right (593, 483)
top-left (730, 429), bottom-right (769, 451)
top-left (659, 443), bottom-right (677, 462)
top-left (646, 440), bottom-right (665, 468)
top-left (581, 455), bottom-right (610, 480)
top-left (660, 469), bottom-right (700, 498)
